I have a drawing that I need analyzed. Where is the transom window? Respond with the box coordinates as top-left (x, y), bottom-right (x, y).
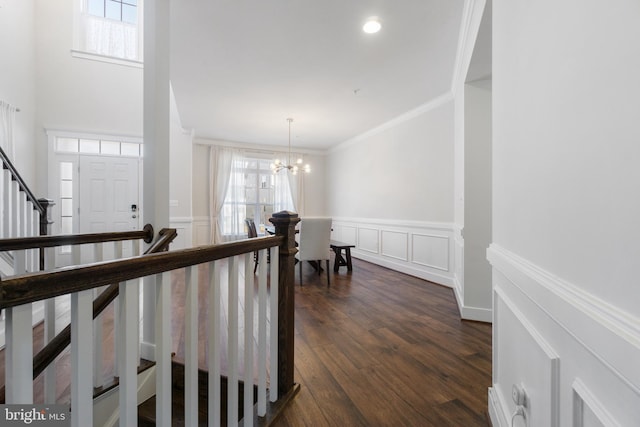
top-left (88, 0), bottom-right (138, 24)
top-left (55, 137), bottom-right (142, 158)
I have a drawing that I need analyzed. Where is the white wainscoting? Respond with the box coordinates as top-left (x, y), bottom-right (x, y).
top-left (488, 244), bottom-right (640, 427)
top-left (331, 218), bottom-right (454, 287)
top-left (169, 217), bottom-right (193, 250)
top-left (192, 216), bottom-right (211, 247)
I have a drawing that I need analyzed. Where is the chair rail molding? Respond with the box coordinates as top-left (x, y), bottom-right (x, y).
top-left (192, 216), bottom-right (211, 247)
top-left (169, 216), bottom-right (193, 249)
top-left (488, 243), bottom-right (640, 426)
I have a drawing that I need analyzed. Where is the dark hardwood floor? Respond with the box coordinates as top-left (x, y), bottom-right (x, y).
top-left (1, 256), bottom-right (492, 426)
top-left (273, 259), bottom-right (492, 427)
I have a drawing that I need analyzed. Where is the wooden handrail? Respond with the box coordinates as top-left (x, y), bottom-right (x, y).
top-left (31, 228), bottom-right (177, 381)
top-left (0, 224), bottom-right (154, 251)
top-left (0, 145), bottom-right (44, 215)
top-left (0, 235), bottom-right (284, 310)
top-left (0, 228), bottom-right (178, 404)
top-left (0, 212), bottom-right (301, 417)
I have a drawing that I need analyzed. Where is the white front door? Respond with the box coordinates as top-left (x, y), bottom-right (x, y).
top-left (79, 156), bottom-right (140, 259)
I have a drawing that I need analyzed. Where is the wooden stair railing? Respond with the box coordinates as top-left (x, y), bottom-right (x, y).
top-left (0, 223), bottom-right (155, 251)
top-left (31, 228), bottom-right (176, 380)
top-left (0, 146), bottom-right (45, 219)
top-left (0, 145), bottom-right (55, 271)
top-left (1, 236), bottom-right (283, 308)
top-left (0, 211), bottom-right (301, 426)
top-left (0, 226), bottom-right (175, 404)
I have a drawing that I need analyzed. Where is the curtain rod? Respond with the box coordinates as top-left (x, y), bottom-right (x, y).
top-left (1, 101), bottom-right (20, 112)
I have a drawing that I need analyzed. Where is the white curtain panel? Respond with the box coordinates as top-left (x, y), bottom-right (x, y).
top-left (209, 146), bottom-right (235, 244)
top-left (82, 14), bottom-right (138, 60)
top-left (211, 147), bottom-right (301, 241)
top-left (0, 101), bottom-right (16, 160)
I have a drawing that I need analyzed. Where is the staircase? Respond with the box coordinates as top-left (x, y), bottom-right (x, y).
top-left (1, 147), bottom-right (302, 425)
top-left (136, 360), bottom-right (258, 426)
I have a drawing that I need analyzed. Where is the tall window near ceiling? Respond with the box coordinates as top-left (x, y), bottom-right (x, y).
top-left (73, 0), bottom-right (143, 64)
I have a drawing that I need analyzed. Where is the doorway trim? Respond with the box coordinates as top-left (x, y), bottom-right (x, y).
top-left (46, 129), bottom-right (143, 266)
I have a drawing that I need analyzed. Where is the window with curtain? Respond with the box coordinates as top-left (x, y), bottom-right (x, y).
top-left (74, 0), bottom-right (143, 63)
top-left (220, 154), bottom-right (294, 239)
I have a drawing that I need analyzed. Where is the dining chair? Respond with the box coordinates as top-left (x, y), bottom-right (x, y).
top-left (244, 218), bottom-right (259, 273)
top-left (295, 217), bottom-right (332, 287)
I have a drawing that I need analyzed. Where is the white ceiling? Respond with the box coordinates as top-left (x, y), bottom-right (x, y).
top-left (170, 0), bottom-right (470, 150)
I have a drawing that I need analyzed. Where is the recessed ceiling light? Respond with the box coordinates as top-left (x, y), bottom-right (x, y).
top-left (363, 17), bottom-right (381, 34)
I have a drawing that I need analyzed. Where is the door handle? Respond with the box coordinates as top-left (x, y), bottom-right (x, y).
top-left (132, 214), bottom-right (137, 218)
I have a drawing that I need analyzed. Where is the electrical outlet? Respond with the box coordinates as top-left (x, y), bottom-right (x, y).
top-left (512, 383), bottom-right (527, 406)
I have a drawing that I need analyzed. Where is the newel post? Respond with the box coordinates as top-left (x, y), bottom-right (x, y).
top-left (270, 210), bottom-right (300, 397)
top-left (38, 198), bottom-right (55, 271)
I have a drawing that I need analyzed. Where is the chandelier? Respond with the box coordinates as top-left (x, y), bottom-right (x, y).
top-left (270, 118), bottom-right (310, 175)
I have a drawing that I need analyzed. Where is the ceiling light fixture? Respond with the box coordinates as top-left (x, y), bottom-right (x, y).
top-left (363, 17), bottom-right (381, 34)
top-left (270, 118), bottom-right (310, 175)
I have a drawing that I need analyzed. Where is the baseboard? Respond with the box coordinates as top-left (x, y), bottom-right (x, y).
top-left (453, 285), bottom-right (492, 322)
top-left (352, 249), bottom-right (454, 287)
top-left (488, 387), bottom-right (508, 427)
top-left (332, 217), bottom-right (455, 288)
top-left (94, 365), bottom-right (157, 427)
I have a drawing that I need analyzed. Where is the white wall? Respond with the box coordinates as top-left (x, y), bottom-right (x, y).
top-left (34, 0), bottom-right (143, 195)
top-left (327, 94), bottom-right (456, 286)
top-left (300, 153), bottom-right (326, 216)
top-left (461, 79), bottom-right (492, 321)
top-left (490, 1), bottom-right (640, 426)
top-left (327, 95), bottom-right (454, 222)
top-left (169, 85), bottom-right (193, 248)
top-left (0, 0), bottom-right (37, 187)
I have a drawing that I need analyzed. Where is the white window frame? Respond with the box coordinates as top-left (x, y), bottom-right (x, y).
top-left (72, 0), bottom-right (144, 68)
top-left (221, 154), bottom-right (277, 239)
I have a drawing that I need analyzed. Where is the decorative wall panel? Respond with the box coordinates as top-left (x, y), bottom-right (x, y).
top-left (412, 233), bottom-right (449, 271)
top-left (381, 230), bottom-right (408, 261)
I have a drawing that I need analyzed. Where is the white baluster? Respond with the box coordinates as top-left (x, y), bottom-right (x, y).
top-left (113, 241), bottom-right (123, 377)
top-left (25, 202), bottom-right (33, 272)
top-left (71, 290), bottom-right (93, 427)
top-left (119, 279), bottom-right (138, 426)
top-left (131, 241), bottom-right (141, 367)
top-left (185, 265), bottom-right (199, 427)
top-left (257, 249), bottom-right (268, 416)
top-left (44, 247), bottom-right (57, 403)
top-left (31, 207), bottom-right (39, 271)
top-left (2, 170), bottom-right (12, 238)
top-left (270, 247), bottom-right (279, 402)
top-left (244, 253), bottom-right (255, 427)
top-left (228, 256), bottom-right (239, 427)
top-left (11, 180), bottom-right (20, 239)
top-left (208, 261), bottom-right (221, 427)
top-left (72, 245), bottom-right (81, 266)
top-left (5, 301), bottom-right (33, 403)
top-left (19, 191), bottom-right (27, 239)
top-left (0, 170), bottom-right (4, 238)
top-left (155, 271), bottom-right (172, 426)
top-left (93, 243), bottom-right (104, 389)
